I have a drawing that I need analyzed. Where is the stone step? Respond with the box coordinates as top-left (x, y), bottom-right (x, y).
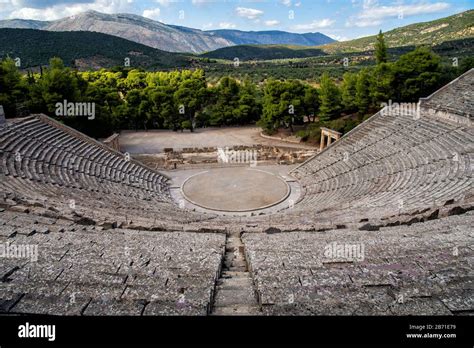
top-left (224, 255), bottom-right (247, 270)
top-left (213, 288), bottom-right (257, 306)
top-left (216, 276), bottom-right (253, 290)
top-left (225, 255), bottom-right (246, 263)
top-left (211, 233), bottom-right (260, 315)
top-left (226, 239), bottom-right (243, 250)
top-left (211, 305), bottom-right (260, 316)
top-left (221, 271), bottom-right (249, 279)
top-left (228, 265), bottom-right (247, 272)
top-left (230, 259), bottom-right (247, 267)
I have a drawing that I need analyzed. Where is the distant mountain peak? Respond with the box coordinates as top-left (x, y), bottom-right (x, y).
top-left (207, 28), bottom-right (335, 47)
top-left (0, 10), bottom-right (336, 53)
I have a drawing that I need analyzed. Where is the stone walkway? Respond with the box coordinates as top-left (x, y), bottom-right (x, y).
top-left (211, 232), bottom-right (261, 315)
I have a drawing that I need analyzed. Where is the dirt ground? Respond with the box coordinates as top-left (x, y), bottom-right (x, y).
top-left (119, 126), bottom-right (316, 154)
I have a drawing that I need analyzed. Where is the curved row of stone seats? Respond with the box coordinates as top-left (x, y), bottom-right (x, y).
top-left (289, 97), bottom-right (473, 224)
top-left (0, 115), bottom-right (170, 201)
top-left (420, 68), bottom-right (473, 120)
top-left (0, 209), bottom-right (226, 315)
top-left (243, 210), bottom-right (474, 315)
top-left (0, 176), bottom-right (217, 230)
top-left (0, 115), bottom-right (217, 227)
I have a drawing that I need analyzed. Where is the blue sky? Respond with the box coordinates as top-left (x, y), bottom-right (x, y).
top-left (0, 0), bottom-right (472, 40)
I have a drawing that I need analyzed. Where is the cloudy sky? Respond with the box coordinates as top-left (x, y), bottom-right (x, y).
top-left (0, 0), bottom-right (471, 40)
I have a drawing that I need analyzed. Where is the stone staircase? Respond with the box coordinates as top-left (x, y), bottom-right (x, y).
top-left (211, 232), bottom-right (261, 315)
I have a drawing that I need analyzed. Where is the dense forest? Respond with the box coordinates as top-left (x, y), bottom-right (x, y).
top-left (0, 33), bottom-right (472, 142)
top-left (0, 28), bottom-right (191, 70)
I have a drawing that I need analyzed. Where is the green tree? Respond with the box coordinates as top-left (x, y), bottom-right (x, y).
top-left (375, 30), bottom-right (388, 64)
top-left (280, 80), bottom-right (305, 132)
top-left (237, 77), bottom-right (261, 124)
top-left (259, 79), bottom-right (285, 133)
top-left (149, 85), bottom-right (177, 130)
top-left (0, 57), bottom-right (29, 117)
top-left (29, 57), bottom-right (83, 115)
top-left (206, 76), bottom-right (241, 126)
top-left (318, 72), bottom-right (341, 123)
top-left (124, 89), bottom-right (143, 129)
top-left (369, 62), bottom-right (395, 108)
top-left (173, 70), bottom-right (207, 132)
top-left (393, 46), bottom-right (441, 101)
top-left (341, 72), bottom-right (358, 113)
top-left (459, 56), bottom-right (474, 74)
top-left (355, 68), bottom-right (372, 114)
top-left (303, 86), bottom-right (319, 122)
top-left (259, 79), bottom-right (305, 133)
top-left (83, 69), bottom-right (124, 136)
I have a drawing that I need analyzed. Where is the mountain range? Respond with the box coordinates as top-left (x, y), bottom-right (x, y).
top-left (0, 9), bottom-right (472, 69)
top-left (0, 10), bottom-right (335, 53)
top-left (202, 10), bottom-right (474, 60)
top-left (206, 29), bottom-right (334, 47)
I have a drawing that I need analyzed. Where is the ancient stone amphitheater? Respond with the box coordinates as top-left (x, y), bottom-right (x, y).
top-left (0, 69), bottom-right (472, 316)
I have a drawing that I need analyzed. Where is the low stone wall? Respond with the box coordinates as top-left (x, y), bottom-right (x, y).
top-left (134, 145), bottom-right (316, 170)
top-left (259, 132), bottom-right (302, 144)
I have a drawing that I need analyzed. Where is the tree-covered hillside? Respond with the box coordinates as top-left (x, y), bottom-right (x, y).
top-left (200, 37), bottom-right (473, 64)
top-left (202, 45), bottom-right (326, 60)
top-left (319, 9), bottom-right (474, 54)
top-left (0, 28), bottom-right (192, 69)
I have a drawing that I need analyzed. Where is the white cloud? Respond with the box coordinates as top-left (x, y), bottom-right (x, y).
top-left (264, 20), bottom-right (280, 27)
top-left (362, 0), bottom-right (378, 9)
top-left (191, 0), bottom-right (210, 5)
top-left (347, 1), bottom-right (450, 27)
top-left (280, 0), bottom-right (292, 7)
top-left (219, 22), bottom-right (236, 29)
top-left (201, 22), bottom-right (213, 30)
top-left (235, 7), bottom-right (263, 20)
top-left (142, 8), bottom-right (160, 20)
top-left (346, 18), bottom-right (382, 27)
top-left (7, 0), bottom-right (134, 20)
top-left (0, 0), bottom-right (22, 18)
top-left (291, 18), bottom-right (335, 31)
top-left (155, 0), bottom-right (171, 6)
top-left (360, 2), bottom-right (450, 20)
top-left (327, 34), bottom-right (349, 42)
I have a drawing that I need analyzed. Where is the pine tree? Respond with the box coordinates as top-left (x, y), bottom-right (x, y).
top-left (341, 72), bottom-right (358, 113)
top-left (355, 68), bottom-right (372, 114)
top-left (0, 57), bottom-right (28, 117)
top-left (375, 30), bottom-right (388, 64)
top-left (318, 73), bottom-right (341, 123)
